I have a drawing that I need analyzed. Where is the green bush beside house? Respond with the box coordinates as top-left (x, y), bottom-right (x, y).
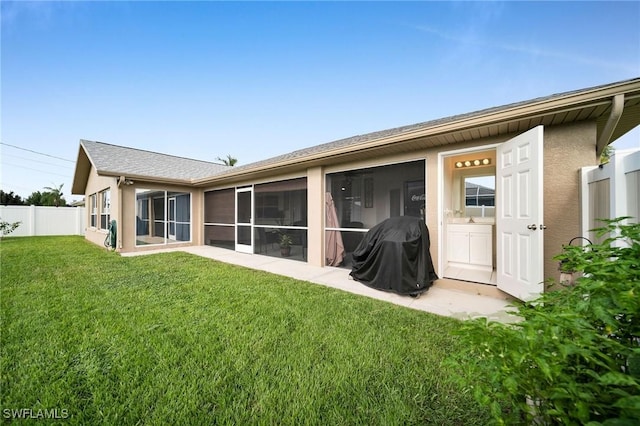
top-left (449, 218), bottom-right (640, 425)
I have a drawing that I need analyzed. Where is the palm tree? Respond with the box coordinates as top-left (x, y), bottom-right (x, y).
top-left (216, 154), bottom-right (238, 166)
top-left (43, 183), bottom-right (64, 207)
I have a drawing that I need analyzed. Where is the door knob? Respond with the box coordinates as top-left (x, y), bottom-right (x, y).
top-left (527, 224), bottom-right (537, 230)
top-left (540, 225), bottom-right (547, 230)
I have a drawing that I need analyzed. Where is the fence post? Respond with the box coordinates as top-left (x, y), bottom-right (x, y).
top-left (29, 205), bottom-right (36, 236)
top-left (75, 207), bottom-right (84, 235)
top-left (580, 167), bottom-right (591, 242)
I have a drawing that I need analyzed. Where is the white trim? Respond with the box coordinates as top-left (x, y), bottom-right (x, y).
top-left (99, 188), bottom-right (111, 230)
top-left (437, 144), bottom-right (500, 280)
top-left (324, 227), bottom-right (368, 232)
top-left (202, 172), bottom-right (308, 193)
top-left (203, 222), bottom-right (234, 227)
top-left (324, 154), bottom-right (426, 176)
top-left (89, 193), bottom-right (98, 229)
top-left (235, 185), bottom-right (254, 254)
top-left (580, 166), bottom-right (592, 241)
top-left (168, 196), bottom-right (177, 240)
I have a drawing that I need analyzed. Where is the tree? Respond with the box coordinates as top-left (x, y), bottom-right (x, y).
top-left (216, 154), bottom-right (238, 166)
top-left (43, 183), bottom-right (66, 207)
top-left (25, 186), bottom-right (67, 207)
top-left (0, 190), bottom-right (24, 205)
top-left (25, 191), bottom-right (45, 206)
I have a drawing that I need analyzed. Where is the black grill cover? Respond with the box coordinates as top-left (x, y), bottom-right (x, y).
top-left (349, 216), bottom-right (438, 296)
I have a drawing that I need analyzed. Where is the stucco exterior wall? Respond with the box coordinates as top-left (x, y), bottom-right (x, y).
top-left (542, 121), bottom-right (597, 283)
top-left (307, 166), bottom-right (324, 266)
top-left (84, 166), bottom-right (118, 248)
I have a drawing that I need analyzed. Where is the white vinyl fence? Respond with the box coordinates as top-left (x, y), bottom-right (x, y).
top-left (0, 205), bottom-right (86, 237)
top-left (581, 149), bottom-right (640, 243)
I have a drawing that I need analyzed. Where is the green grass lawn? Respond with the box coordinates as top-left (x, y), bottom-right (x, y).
top-left (1, 236), bottom-right (492, 425)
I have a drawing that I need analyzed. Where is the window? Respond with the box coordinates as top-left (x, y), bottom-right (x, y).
top-left (254, 178), bottom-right (308, 262)
top-left (325, 160), bottom-right (425, 267)
top-left (326, 160), bottom-right (425, 229)
top-left (204, 188), bottom-right (235, 250)
top-left (100, 189), bottom-right (111, 229)
top-left (90, 194), bottom-right (97, 228)
top-left (135, 189), bottom-right (191, 246)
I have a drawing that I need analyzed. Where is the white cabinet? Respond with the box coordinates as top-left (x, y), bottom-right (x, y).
top-left (447, 224), bottom-right (493, 268)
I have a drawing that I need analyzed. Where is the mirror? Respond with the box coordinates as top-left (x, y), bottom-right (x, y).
top-left (464, 176), bottom-right (495, 218)
top-left (447, 151), bottom-right (496, 221)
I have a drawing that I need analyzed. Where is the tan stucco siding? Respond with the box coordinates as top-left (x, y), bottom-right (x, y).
top-left (84, 166), bottom-right (118, 248)
top-left (542, 121), bottom-right (597, 284)
top-left (307, 166), bottom-right (324, 266)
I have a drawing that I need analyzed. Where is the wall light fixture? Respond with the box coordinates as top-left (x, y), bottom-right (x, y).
top-left (455, 158), bottom-right (491, 168)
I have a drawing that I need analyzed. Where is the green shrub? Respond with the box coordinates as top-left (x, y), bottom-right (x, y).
top-left (0, 218), bottom-right (21, 237)
top-left (448, 218), bottom-right (640, 425)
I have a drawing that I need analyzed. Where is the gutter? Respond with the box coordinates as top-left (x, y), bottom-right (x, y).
top-left (101, 171), bottom-right (193, 187)
top-left (596, 94), bottom-right (625, 158)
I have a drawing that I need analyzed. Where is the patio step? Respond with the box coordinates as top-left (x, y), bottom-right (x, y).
top-left (433, 278), bottom-right (515, 301)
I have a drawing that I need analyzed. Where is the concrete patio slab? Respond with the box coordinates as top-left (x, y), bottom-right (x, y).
top-left (123, 245), bottom-right (518, 322)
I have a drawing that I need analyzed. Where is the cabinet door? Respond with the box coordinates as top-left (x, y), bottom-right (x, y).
top-left (469, 231), bottom-right (492, 266)
top-left (448, 231), bottom-right (470, 263)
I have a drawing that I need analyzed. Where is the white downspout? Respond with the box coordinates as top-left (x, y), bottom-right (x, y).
top-left (596, 94), bottom-right (624, 158)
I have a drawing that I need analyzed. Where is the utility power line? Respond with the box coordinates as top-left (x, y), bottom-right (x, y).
top-left (2, 153), bottom-right (75, 169)
top-left (0, 142), bottom-right (74, 163)
top-left (2, 162), bottom-right (72, 178)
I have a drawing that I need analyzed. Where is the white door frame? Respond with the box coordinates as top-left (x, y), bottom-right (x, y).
top-left (168, 196), bottom-right (176, 240)
top-left (437, 144), bottom-right (500, 278)
top-left (437, 127), bottom-right (544, 301)
top-left (235, 186), bottom-right (253, 254)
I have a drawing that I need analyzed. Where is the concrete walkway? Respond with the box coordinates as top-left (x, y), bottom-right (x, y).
top-left (123, 245), bottom-right (517, 322)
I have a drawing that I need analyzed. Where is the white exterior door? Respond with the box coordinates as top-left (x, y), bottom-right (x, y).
top-left (235, 187), bottom-right (253, 254)
top-left (496, 126), bottom-right (544, 301)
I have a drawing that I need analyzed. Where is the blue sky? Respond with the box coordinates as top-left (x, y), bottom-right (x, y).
top-left (2, 1), bottom-right (639, 202)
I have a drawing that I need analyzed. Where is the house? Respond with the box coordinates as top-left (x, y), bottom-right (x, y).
top-left (72, 77), bottom-right (640, 301)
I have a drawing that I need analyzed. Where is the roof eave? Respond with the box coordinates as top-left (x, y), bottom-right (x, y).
top-left (96, 170), bottom-right (194, 187)
top-left (71, 142), bottom-right (95, 195)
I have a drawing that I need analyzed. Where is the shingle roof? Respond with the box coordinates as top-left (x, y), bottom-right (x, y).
top-left (465, 182), bottom-right (495, 196)
top-left (80, 140), bottom-right (229, 180)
